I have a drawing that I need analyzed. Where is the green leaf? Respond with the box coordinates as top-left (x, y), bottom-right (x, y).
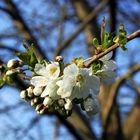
top-left (113, 24), bottom-right (127, 51)
top-left (15, 44), bottom-right (38, 67)
top-left (91, 60), bottom-right (103, 74)
top-left (120, 45), bottom-right (128, 51)
top-left (93, 38), bottom-right (99, 48)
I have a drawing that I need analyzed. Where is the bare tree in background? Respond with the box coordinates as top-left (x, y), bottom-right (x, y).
top-left (0, 0), bottom-right (140, 140)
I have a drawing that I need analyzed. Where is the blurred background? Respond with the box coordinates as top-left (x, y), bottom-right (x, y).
top-left (0, 0), bottom-right (140, 140)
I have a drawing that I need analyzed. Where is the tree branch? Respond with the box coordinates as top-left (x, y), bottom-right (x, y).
top-left (85, 29), bottom-right (140, 67)
top-left (4, 0), bottom-right (49, 61)
top-left (54, 0), bottom-right (109, 57)
top-left (102, 63), bottom-right (140, 126)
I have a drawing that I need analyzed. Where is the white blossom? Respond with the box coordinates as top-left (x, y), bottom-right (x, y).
top-left (96, 52), bottom-right (116, 84)
top-left (57, 64), bottom-right (100, 100)
top-left (84, 97), bottom-right (100, 114)
top-left (31, 62), bottom-right (60, 87)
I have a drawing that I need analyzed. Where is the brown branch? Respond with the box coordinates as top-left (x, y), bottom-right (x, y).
top-left (54, 0), bottom-right (109, 57)
top-left (17, 74), bottom-right (31, 80)
top-left (52, 119), bottom-right (60, 140)
top-left (123, 94), bottom-right (140, 140)
top-left (85, 29), bottom-right (140, 67)
top-left (102, 63), bottom-right (140, 126)
top-left (0, 45), bottom-right (19, 52)
top-left (4, 0), bottom-right (49, 61)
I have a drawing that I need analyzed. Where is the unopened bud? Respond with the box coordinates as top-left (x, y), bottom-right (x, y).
top-left (20, 90), bottom-right (27, 99)
top-left (31, 98), bottom-right (39, 106)
top-left (84, 97), bottom-right (100, 114)
top-left (43, 97), bottom-right (52, 106)
top-left (58, 99), bottom-right (65, 107)
top-left (39, 107), bottom-right (48, 114)
top-left (27, 86), bottom-right (34, 97)
top-left (7, 59), bottom-right (19, 68)
top-left (33, 87), bottom-right (43, 96)
top-left (6, 69), bottom-right (15, 76)
top-left (35, 104), bottom-right (44, 111)
top-left (6, 69), bottom-right (21, 76)
top-left (36, 111), bottom-right (40, 114)
top-left (55, 56), bottom-right (63, 62)
top-left (64, 99), bottom-right (72, 110)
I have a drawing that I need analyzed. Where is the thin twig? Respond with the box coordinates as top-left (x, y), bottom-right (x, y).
top-left (85, 29), bottom-right (140, 67)
top-left (17, 74), bottom-right (31, 80)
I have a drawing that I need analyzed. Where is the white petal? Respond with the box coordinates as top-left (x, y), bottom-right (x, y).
top-left (56, 80), bottom-right (63, 87)
top-left (79, 68), bottom-right (90, 77)
top-left (64, 63), bottom-right (78, 76)
top-left (103, 60), bottom-right (116, 71)
top-left (87, 75), bottom-right (100, 95)
top-left (46, 62), bottom-right (60, 79)
top-left (34, 63), bottom-right (48, 76)
top-left (100, 71), bottom-right (116, 84)
top-left (41, 86), bottom-right (49, 97)
top-left (100, 52), bottom-right (113, 61)
top-left (31, 76), bottom-right (48, 87)
top-left (75, 86), bottom-right (88, 99)
top-left (41, 80), bottom-right (60, 99)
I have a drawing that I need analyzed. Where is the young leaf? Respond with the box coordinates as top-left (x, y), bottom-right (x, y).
top-left (15, 44), bottom-right (38, 67)
top-left (113, 24), bottom-right (127, 51)
top-left (91, 60), bottom-right (103, 74)
top-left (93, 38), bottom-right (99, 48)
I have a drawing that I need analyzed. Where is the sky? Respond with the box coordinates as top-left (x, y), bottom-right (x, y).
top-left (0, 0), bottom-right (140, 140)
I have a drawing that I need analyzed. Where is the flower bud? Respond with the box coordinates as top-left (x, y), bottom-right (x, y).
top-left (31, 98), bottom-right (39, 106)
top-left (39, 107), bottom-right (48, 114)
top-left (37, 111), bottom-right (40, 114)
top-left (6, 69), bottom-right (15, 76)
top-left (35, 104), bottom-right (43, 111)
top-left (27, 86), bottom-right (33, 97)
top-left (20, 90), bottom-right (27, 99)
top-left (64, 99), bottom-right (72, 110)
top-left (84, 97), bottom-right (100, 115)
top-left (33, 87), bottom-right (43, 96)
top-left (7, 59), bottom-right (19, 68)
top-left (55, 56), bottom-right (63, 62)
top-left (43, 97), bottom-right (52, 106)
top-left (6, 69), bottom-right (21, 76)
top-left (58, 99), bottom-right (65, 107)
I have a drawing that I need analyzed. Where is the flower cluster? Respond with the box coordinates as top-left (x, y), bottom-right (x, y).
top-left (18, 52), bottom-right (116, 117)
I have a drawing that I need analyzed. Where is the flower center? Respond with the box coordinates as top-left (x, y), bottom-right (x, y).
top-left (49, 67), bottom-right (57, 75)
top-left (76, 74), bottom-right (84, 83)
